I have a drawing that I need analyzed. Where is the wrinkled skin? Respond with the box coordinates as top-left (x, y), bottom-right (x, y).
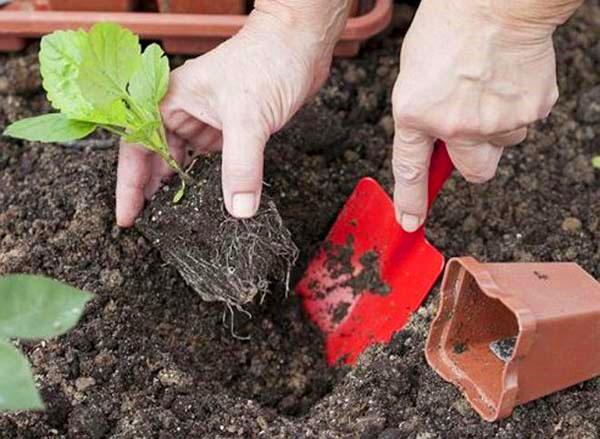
top-left (116, 0), bottom-right (583, 230)
top-left (390, 0), bottom-right (577, 231)
top-left (116, 1), bottom-right (351, 226)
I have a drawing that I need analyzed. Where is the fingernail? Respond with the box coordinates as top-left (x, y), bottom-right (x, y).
top-left (402, 214), bottom-right (421, 233)
top-left (232, 192), bottom-right (256, 218)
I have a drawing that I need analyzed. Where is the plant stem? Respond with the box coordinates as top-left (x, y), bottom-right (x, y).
top-left (115, 94), bottom-right (195, 186)
top-left (150, 130), bottom-right (194, 185)
top-left (102, 125), bottom-right (127, 138)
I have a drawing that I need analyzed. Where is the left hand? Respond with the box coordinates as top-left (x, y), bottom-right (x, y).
top-left (115, 0), bottom-right (352, 226)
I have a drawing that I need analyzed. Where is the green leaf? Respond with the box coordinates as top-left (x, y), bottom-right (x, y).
top-left (124, 120), bottom-right (160, 145)
top-left (129, 43), bottom-right (170, 112)
top-left (0, 340), bottom-right (44, 412)
top-left (173, 179), bottom-right (186, 203)
top-left (39, 30), bottom-right (90, 117)
top-left (78, 22), bottom-right (142, 107)
top-left (3, 114), bottom-right (96, 142)
top-left (39, 29), bottom-right (127, 126)
top-left (0, 275), bottom-right (92, 340)
top-left (593, 156), bottom-right (600, 169)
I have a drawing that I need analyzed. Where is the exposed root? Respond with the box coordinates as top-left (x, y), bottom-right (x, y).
top-left (137, 155), bottom-right (299, 311)
top-left (223, 304), bottom-right (252, 341)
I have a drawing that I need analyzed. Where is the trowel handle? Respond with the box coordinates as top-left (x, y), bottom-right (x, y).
top-left (427, 141), bottom-right (455, 211)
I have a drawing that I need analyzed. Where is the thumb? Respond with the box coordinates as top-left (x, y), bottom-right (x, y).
top-left (221, 119), bottom-right (268, 218)
top-left (392, 126), bottom-right (435, 232)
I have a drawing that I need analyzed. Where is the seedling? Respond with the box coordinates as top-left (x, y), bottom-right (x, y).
top-left (2, 22), bottom-right (190, 200)
top-left (0, 274), bottom-right (92, 412)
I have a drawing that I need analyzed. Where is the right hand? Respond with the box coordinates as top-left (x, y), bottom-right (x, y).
top-left (116, 1), bottom-right (351, 226)
top-left (390, 0), bottom-right (581, 232)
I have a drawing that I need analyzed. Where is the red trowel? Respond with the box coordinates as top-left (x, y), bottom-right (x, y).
top-left (296, 141), bottom-right (454, 365)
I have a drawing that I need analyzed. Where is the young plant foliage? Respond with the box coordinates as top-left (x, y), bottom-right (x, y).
top-left (2, 23), bottom-right (188, 199)
top-left (0, 275), bottom-right (92, 412)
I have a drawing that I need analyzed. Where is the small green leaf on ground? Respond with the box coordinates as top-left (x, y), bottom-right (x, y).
top-left (3, 114), bottom-right (96, 142)
top-left (593, 156), bottom-right (600, 169)
top-left (0, 274), bottom-right (92, 340)
top-left (0, 340), bottom-right (44, 412)
top-left (78, 22), bottom-right (142, 106)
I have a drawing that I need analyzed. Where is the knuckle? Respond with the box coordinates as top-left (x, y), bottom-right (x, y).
top-left (394, 112), bottom-right (417, 129)
top-left (391, 88), bottom-right (419, 127)
top-left (222, 162), bottom-right (260, 185)
top-left (463, 164), bottom-right (497, 184)
top-left (451, 146), bottom-right (500, 184)
top-left (517, 105), bottom-right (542, 127)
top-left (479, 118), bottom-right (501, 137)
top-left (539, 104), bottom-right (554, 119)
top-left (464, 173), bottom-right (493, 184)
top-left (159, 103), bottom-right (176, 126)
top-left (542, 90), bottom-right (559, 118)
top-left (548, 86), bottom-right (560, 107)
top-left (439, 120), bottom-right (469, 139)
top-left (391, 157), bottom-right (427, 185)
top-left (392, 102), bottom-right (417, 128)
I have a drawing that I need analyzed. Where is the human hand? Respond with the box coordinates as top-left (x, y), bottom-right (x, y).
top-left (116, 0), bottom-right (352, 226)
top-left (390, 0), bottom-right (582, 232)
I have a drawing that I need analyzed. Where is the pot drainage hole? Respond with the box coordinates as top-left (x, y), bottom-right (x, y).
top-left (490, 336), bottom-right (517, 362)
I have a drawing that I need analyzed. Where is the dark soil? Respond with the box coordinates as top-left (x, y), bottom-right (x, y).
top-left (490, 337), bottom-right (518, 362)
top-left (137, 156), bottom-right (298, 310)
top-left (323, 237), bottom-right (391, 297)
top-left (0, 1), bottom-right (599, 438)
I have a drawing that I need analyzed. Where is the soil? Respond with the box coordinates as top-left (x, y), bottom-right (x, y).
top-left (490, 337), bottom-right (517, 362)
top-left (137, 156), bottom-right (298, 310)
top-left (0, 1), bottom-right (599, 438)
top-left (323, 237), bottom-right (391, 298)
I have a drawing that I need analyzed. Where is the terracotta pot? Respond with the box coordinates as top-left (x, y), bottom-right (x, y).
top-left (158, 0), bottom-right (246, 14)
top-left (47, 0), bottom-right (136, 11)
top-left (426, 257), bottom-right (600, 421)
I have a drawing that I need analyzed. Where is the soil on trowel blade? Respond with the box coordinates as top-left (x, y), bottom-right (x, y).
top-left (324, 235), bottom-right (391, 297)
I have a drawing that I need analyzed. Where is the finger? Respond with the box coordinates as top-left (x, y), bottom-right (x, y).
top-left (173, 118), bottom-right (207, 142)
top-left (146, 133), bottom-right (187, 199)
top-left (188, 125), bottom-right (222, 153)
top-left (206, 133), bottom-right (223, 153)
top-left (116, 142), bottom-right (153, 228)
top-left (162, 108), bottom-right (194, 134)
top-left (392, 126), bottom-right (435, 232)
top-left (489, 127), bottom-right (528, 148)
top-left (447, 140), bottom-right (504, 184)
top-left (221, 120), bottom-right (267, 219)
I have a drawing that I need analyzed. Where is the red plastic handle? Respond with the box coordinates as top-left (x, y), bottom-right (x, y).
top-left (426, 140), bottom-right (454, 212)
top-left (382, 140), bottom-right (453, 269)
